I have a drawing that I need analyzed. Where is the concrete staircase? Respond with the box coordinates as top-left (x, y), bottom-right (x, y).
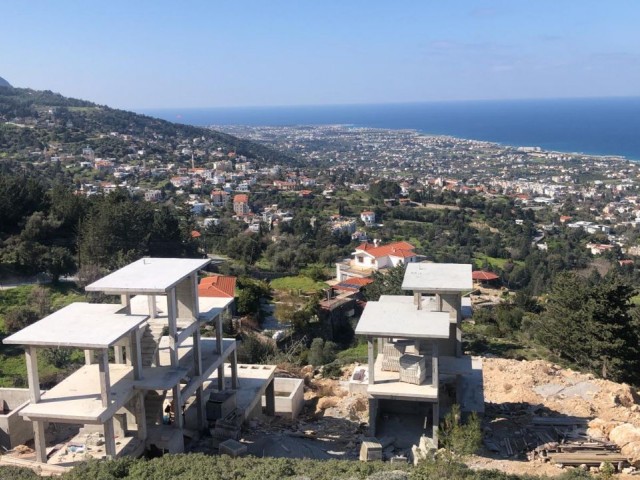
top-left (140, 323), bottom-right (164, 367)
top-left (145, 389), bottom-right (167, 426)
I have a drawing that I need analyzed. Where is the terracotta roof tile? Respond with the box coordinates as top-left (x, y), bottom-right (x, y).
top-left (198, 274), bottom-right (236, 298)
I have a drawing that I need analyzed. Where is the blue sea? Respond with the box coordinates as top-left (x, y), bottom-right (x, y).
top-left (139, 97), bottom-right (640, 160)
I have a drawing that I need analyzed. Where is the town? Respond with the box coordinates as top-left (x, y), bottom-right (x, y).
top-left (3, 87), bottom-right (640, 479)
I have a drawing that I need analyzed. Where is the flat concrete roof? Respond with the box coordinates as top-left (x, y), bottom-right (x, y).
top-left (368, 355), bottom-right (438, 400)
top-left (355, 299), bottom-right (451, 339)
top-left (3, 303), bottom-right (147, 349)
top-left (379, 294), bottom-right (473, 318)
top-left (401, 263), bottom-right (472, 292)
top-left (85, 257), bottom-right (210, 294)
top-left (20, 364), bottom-right (135, 423)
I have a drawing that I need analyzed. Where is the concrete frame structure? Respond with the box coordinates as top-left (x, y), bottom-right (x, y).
top-left (2, 257), bottom-right (276, 467)
top-left (354, 262), bottom-right (483, 444)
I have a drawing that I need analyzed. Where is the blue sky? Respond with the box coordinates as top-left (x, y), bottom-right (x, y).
top-left (2, 0), bottom-right (639, 109)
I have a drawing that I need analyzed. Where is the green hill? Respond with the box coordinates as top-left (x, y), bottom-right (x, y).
top-left (0, 86), bottom-right (298, 166)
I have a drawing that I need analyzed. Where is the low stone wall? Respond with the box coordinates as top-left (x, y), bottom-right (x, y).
top-left (0, 388), bottom-right (33, 450)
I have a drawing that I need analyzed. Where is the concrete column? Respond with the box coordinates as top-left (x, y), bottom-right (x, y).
top-left (193, 329), bottom-right (205, 429)
top-left (167, 288), bottom-right (179, 367)
top-left (84, 349), bottom-right (94, 365)
top-left (136, 392), bottom-right (147, 440)
top-left (172, 385), bottom-right (183, 429)
top-left (147, 295), bottom-right (157, 319)
top-left (377, 337), bottom-right (384, 354)
top-left (231, 349), bottom-right (238, 389)
top-left (176, 277), bottom-right (196, 319)
top-left (367, 338), bottom-right (375, 385)
top-left (217, 365), bottom-right (224, 391)
top-left (265, 379), bottom-right (275, 416)
top-left (432, 402), bottom-right (439, 445)
top-left (215, 315), bottom-right (223, 355)
top-left (113, 413), bottom-right (127, 437)
top-left (432, 341), bottom-right (439, 386)
top-left (104, 418), bottom-right (117, 459)
top-left (129, 328), bottom-right (142, 380)
top-left (120, 294), bottom-right (131, 314)
top-left (25, 346), bottom-right (40, 403)
top-left (368, 398), bottom-right (378, 436)
top-left (414, 291), bottom-right (422, 309)
top-left (33, 421), bottom-right (47, 463)
top-left (98, 349), bottom-right (111, 407)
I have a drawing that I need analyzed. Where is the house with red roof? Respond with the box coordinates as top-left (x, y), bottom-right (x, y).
top-left (198, 274), bottom-right (237, 314)
top-left (335, 240), bottom-right (418, 281)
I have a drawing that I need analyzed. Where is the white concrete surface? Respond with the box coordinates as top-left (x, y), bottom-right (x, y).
top-left (355, 300), bottom-right (451, 339)
top-left (402, 263), bottom-right (472, 292)
top-left (85, 258), bottom-right (210, 294)
top-left (3, 303), bottom-right (147, 348)
top-left (19, 364), bottom-right (135, 423)
top-left (0, 388), bottom-right (33, 449)
top-left (129, 294), bottom-right (232, 322)
top-left (367, 355), bottom-right (438, 400)
top-left (261, 377), bottom-right (304, 419)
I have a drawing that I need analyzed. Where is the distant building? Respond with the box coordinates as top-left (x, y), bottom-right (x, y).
top-left (336, 240), bottom-right (418, 281)
top-left (360, 211), bottom-right (376, 226)
top-left (210, 190), bottom-right (229, 206)
top-left (233, 193), bottom-right (250, 216)
top-left (144, 189), bottom-right (162, 202)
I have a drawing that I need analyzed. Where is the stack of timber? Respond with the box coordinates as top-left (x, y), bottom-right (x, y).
top-left (527, 417), bottom-right (628, 469)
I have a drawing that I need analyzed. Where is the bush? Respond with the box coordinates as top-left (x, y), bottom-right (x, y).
top-left (4, 306), bottom-right (38, 333)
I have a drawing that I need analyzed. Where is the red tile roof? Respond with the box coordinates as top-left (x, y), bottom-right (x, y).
top-left (233, 194), bottom-right (249, 203)
top-left (198, 274), bottom-right (236, 298)
top-left (472, 270), bottom-right (499, 281)
top-left (355, 241), bottom-right (416, 259)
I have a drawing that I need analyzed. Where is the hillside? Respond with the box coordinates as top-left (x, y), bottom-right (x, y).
top-left (0, 87), bottom-right (299, 166)
top-left (0, 76), bottom-right (11, 88)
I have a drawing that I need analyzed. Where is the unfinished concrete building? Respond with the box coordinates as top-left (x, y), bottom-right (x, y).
top-left (2, 258), bottom-right (277, 468)
top-left (353, 263), bottom-right (484, 446)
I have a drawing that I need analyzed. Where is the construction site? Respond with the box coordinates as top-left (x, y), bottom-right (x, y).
top-left (2, 259), bottom-right (640, 478)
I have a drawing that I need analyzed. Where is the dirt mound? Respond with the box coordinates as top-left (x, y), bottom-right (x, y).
top-left (483, 358), bottom-right (640, 426)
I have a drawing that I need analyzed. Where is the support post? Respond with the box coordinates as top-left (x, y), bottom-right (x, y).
top-left (215, 315), bottom-right (223, 355)
top-left (414, 291), bottom-right (422, 309)
top-left (231, 348), bottom-right (238, 389)
top-left (25, 346), bottom-right (41, 403)
top-left (98, 349), bottom-right (111, 407)
top-left (84, 349), bottom-right (94, 365)
top-left (33, 421), bottom-right (47, 463)
top-left (367, 337), bottom-right (375, 385)
top-left (217, 365), bottom-right (224, 391)
top-left (26, 347), bottom-right (47, 463)
top-left (136, 392), bottom-right (147, 440)
top-left (193, 329), bottom-right (205, 429)
top-left (265, 379), bottom-right (275, 416)
top-left (104, 418), bottom-right (117, 459)
top-left (432, 341), bottom-right (439, 386)
top-left (129, 328), bottom-right (142, 380)
top-left (368, 398), bottom-right (378, 436)
top-left (148, 295), bottom-right (157, 319)
top-left (432, 402), bottom-right (439, 446)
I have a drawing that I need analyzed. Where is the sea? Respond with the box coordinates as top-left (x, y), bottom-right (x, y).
top-left (139, 97), bottom-right (640, 160)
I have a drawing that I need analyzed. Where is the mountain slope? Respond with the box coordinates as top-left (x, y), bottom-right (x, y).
top-left (0, 87), bottom-right (299, 166)
top-left (0, 76), bottom-right (11, 88)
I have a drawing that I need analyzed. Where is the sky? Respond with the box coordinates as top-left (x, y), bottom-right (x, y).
top-left (1, 0), bottom-right (640, 109)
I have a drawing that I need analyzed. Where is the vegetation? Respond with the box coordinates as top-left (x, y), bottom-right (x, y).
top-left (0, 454), bottom-right (600, 480)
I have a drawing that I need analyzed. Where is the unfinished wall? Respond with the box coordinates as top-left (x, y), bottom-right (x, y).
top-left (0, 388), bottom-right (33, 450)
top-left (261, 378), bottom-right (304, 419)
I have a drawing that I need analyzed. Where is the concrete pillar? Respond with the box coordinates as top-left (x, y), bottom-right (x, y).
top-left (33, 421), bottom-right (47, 463)
top-left (414, 291), bottom-right (421, 309)
top-left (368, 398), bottom-right (378, 436)
top-left (176, 276), bottom-right (197, 319)
top-left (84, 349), bottom-right (94, 365)
top-left (216, 315), bottom-right (223, 355)
top-left (217, 365), bottom-right (224, 391)
top-left (147, 295), bottom-right (157, 319)
top-left (432, 341), bottom-right (439, 386)
top-left (265, 379), bottom-right (275, 416)
top-left (231, 349), bottom-right (238, 389)
top-left (113, 413), bottom-right (127, 437)
top-left (98, 349), bottom-right (111, 407)
top-left (367, 338), bottom-right (375, 385)
top-left (136, 392), bottom-right (147, 440)
top-left (432, 402), bottom-right (439, 446)
top-left (192, 329), bottom-right (205, 430)
top-left (104, 418), bottom-right (117, 459)
top-left (129, 328), bottom-right (142, 380)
